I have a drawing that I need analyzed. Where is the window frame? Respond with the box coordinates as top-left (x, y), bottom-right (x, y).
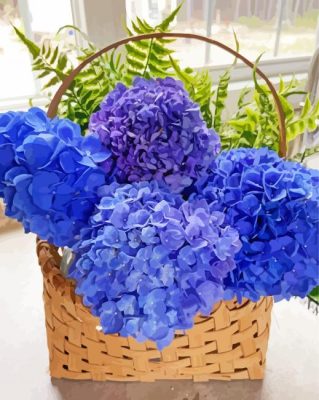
top-left (0, 0), bottom-right (317, 111)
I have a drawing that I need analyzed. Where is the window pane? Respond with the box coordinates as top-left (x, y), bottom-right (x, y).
top-left (278, 1), bottom-right (319, 57)
top-left (0, 0), bottom-right (74, 102)
top-left (28, 0), bottom-right (74, 39)
top-left (126, 0), bottom-right (318, 68)
top-left (0, 1), bottom-right (35, 100)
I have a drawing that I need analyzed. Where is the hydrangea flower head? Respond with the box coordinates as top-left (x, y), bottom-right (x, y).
top-left (196, 147), bottom-right (319, 301)
top-left (69, 180), bottom-right (241, 348)
top-left (89, 77), bottom-right (220, 192)
top-left (0, 108), bottom-right (110, 247)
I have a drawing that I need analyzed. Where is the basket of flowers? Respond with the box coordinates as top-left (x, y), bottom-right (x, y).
top-left (1, 22), bottom-right (319, 382)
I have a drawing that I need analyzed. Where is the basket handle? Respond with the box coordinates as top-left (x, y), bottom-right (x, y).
top-left (47, 32), bottom-right (287, 157)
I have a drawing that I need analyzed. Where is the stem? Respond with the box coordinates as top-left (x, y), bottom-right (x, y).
top-left (300, 149), bottom-right (307, 163)
top-left (142, 38), bottom-right (154, 77)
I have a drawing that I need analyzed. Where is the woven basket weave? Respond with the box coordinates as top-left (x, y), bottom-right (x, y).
top-left (37, 32), bottom-right (286, 381)
top-left (37, 240), bottom-right (273, 382)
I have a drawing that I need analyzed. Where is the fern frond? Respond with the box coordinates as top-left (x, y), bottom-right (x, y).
top-left (157, 1), bottom-right (184, 31)
top-left (123, 2), bottom-right (184, 84)
top-left (291, 145), bottom-right (319, 163)
top-left (169, 57), bottom-right (214, 127)
top-left (213, 31), bottom-right (240, 132)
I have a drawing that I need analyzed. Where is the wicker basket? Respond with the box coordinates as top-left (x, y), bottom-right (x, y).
top-left (37, 32), bottom-right (287, 382)
top-left (37, 240), bottom-right (273, 382)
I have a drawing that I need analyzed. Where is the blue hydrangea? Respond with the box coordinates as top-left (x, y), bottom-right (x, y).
top-left (0, 108), bottom-right (110, 247)
top-left (69, 181), bottom-right (241, 349)
top-left (89, 77), bottom-right (221, 193)
top-left (195, 147), bottom-right (319, 302)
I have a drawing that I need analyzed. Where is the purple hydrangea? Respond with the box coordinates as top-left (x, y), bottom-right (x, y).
top-left (195, 147), bottom-right (319, 302)
top-left (89, 77), bottom-right (220, 193)
top-left (0, 108), bottom-right (110, 247)
top-left (69, 181), bottom-right (241, 349)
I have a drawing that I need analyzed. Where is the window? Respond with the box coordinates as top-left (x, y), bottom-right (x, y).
top-left (126, 0), bottom-right (319, 68)
top-left (1, 0), bottom-right (318, 108)
top-left (0, 0), bottom-right (74, 102)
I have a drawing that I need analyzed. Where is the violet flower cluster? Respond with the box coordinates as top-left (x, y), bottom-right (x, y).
top-left (0, 108), bottom-right (109, 246)
top-left (195, 147), bottom-right (319, 302)
top-left (1, 77), bottom-right (319, 350)
top-left (69, 181), bottom-right (241, 348)
top-left (89, 77), bottom-right (220, 193)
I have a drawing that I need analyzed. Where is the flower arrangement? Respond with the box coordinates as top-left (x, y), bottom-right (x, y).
top-left (1, 4), bottom-right (318, 350)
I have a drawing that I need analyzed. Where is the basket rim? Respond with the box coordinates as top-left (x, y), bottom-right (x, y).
top-left (36, 237), bottom-right (267, 319)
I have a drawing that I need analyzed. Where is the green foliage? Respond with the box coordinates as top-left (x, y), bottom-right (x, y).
top-left (219, 66), bottom-right (319, 152)
top-left (124, 1), bottom-right (215, 127)
top-left (286, 95), bottom-right (319, 142)
top-left (14, 25), bottom-right (122, 130)
top-left (123, 2), bottom-right (182, 85)
top-left (13, 25), bottom-right (40, 59)
top-left (169, 57), bottom-right (214, 127)
top-left (14, 4), bottom-right (184, 130)
top-left (14, 2), bottom-right (319, 149)
top-left (15, 1), bottom-right (217, 129)
top-left (291, 145), bottom-right (319, 163)
top-left (308, 286), bottom-right (319, 304)
top-left (213, 69), bottom-right (232, 132)
top-left (213, 31), bottom-right (239, 132)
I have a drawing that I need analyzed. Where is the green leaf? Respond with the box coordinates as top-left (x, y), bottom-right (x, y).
top-left (237, 87), bottom-right (251, 112)
top-left (169, 55), bottom-right (213, 127)
top-left (278, 94), bottom-right (295, 122)
top-left (287, 120), bottom-right (307, 141)
top-left (308, 286), bottom-right (319, 303)
top-left (136, 17), bottom-right (153, 33)
top-left (308, 117), bottom-right (317, 132)
top-left (291, 145), bottom-right (319, 163)
top-left (123, 2), bottom-right (183, 83)
top-left (252, 53), bottom-right (267, 95)
top-left (152, 41), bottom-right (174, 56)
top-left (149, 52), bottom-right (171, 68)
top-left (37, 69), bottom-right (51, 79)
top-left (127, 54), bottom-right (146, 70)
top-left (42, 75), bottom-right (60, 89)
top-left (114, 52), bottom-right (122, 69)
top-left (57, 54), bottom-right (68, 71)
top-left (231, 28), bottom-right (240, 64)
top-left (131, 20), bottom-right (144, 34)
top-left (169, 55), bottom-right (193, 85)
top-left (301, 95), bottom-right (311, 118)
top-left (213, 69), bottom-right (231, 131)
top-left (148, 61), bottom-right (167, 76)
top-left (212, 31), bottom-right (239, 131)
top-left (13, 25), bottom-right (40, 59)
top-left (311, 99), bottom-right (319, 116)
top-left (50, 46), bottom-right (59, 64)
top-left (132, 39), bottom-right (150, 49)
top-left (279, 76), bottom-right (285, 93)
top-left (125, 43), bottom-right (146, 60)
top-left (157, 1), bottom-right (184, 31)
